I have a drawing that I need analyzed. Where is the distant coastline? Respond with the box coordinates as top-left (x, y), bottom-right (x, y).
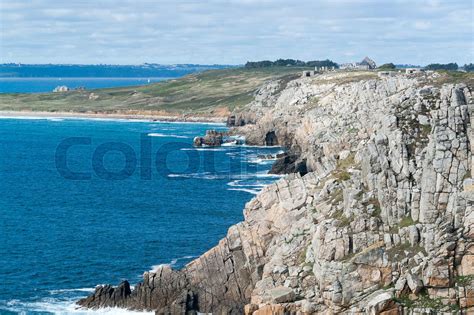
top-left (0, 63), bottom-right (235, 78)
top-left (0, 110), bottom-right (226, 123)
top-left (0, 77), bottom-right (172, 93)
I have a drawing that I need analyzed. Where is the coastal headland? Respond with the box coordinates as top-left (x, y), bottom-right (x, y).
top-left (3, 67), bottom-right (474, 314)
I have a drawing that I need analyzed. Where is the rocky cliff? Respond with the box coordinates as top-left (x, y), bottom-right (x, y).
top-left (78, 71), bottom-right (474, 314)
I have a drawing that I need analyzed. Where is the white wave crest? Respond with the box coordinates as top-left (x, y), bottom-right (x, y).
top-left (0, 116), bottom-right (44, 120)
top-left (167, 173), bottom-right (226, 180)
top-left (147, 133), bottom-right (189, 139)
top-left (180, 147), bottom-right (227, 151)
top-left (2, 298), bottom-right (154, 314)
top-left (227, 180), bottom-right (267, 188)
top-left (248, 157), bottom-right (276, 164)
top-left (149, 255), bottom-right (198, 272)
top-left (227, 188), bottom-right (260, 195)
top-left (221, 141), bottom-right (237, 147)
top-left (49, 288), bottom-right (96, 294)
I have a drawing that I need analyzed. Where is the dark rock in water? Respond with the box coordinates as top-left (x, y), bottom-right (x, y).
top-left (193, 136), bottom-right (203, 146)
top-left (194, 130), bottom-right (246, 147)
top-left (77, 252), bottom-right (249, 313)
top-left (77, 280), bottom-right (131, 309)
top-left (193, 130), bottom-right (225, 146)
top-left (269, 153), bottom-right (307, 175)
top-left (257, 154), bottom-right (276, 160)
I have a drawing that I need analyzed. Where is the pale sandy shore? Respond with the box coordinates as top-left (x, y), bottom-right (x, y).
top-left (0, 110), bottom-right (226, 124)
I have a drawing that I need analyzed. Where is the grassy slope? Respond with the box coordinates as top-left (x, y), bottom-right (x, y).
top-left (0, 67), bottom-right (305, 116)
top-left (432, 70), bottom-right (474, 88)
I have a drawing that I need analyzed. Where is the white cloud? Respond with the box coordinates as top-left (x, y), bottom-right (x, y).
top-left (0, 0), bottom-right (472, 65)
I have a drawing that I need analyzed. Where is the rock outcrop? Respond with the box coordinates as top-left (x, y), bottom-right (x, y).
top-left (193, 130), bottom-right (226, 146)
top-left (78, 71), bottom-right (474, 314)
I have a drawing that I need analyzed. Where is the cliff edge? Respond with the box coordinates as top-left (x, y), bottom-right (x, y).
top-left (78, 71), bottom-right (474, 314)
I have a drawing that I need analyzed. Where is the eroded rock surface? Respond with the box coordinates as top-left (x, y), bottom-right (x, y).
top-left (78, 71), bottom-right (474, 314)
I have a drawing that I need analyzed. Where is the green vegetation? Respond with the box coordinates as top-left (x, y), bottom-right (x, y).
top-left (464, 171), bottom-right (472, 180)
top-left (377, 63), bottom-right (396, 70)
top-left (464, 63), bottom-right (474, 72)
top-left (399, 216), bottom-right (416, 227)
top-left (433, 70), bottom-right (474, 87)
top-left (331, 209), bottom-right (353, 227)
top-left (321, 72), bottom-right (378, 85)
top-left (394, 289), bottom-right (460, 312)
top-left (420, 124), bottom-right (432, 137)
top-left (388, 216), bottom-right (417, 233)
top-left (336, 171), bottom-right (351, 182)
top-left (425, 63), bottom-right (458, 71)
top-left (364, 198), bottom-right (381, 217)
top-left (386, 242), bottom-right (425, 261)
top-left (334, 152), bottom-right (356, 183)
top-left (0, 66), bottom-right (304, 115)
top-left (245, 59), bottom-right (338, 69)
top-left (455, 275), bottom-right (474, 286)
top-left (347, 127), bottom-right (359, 134)
top-left (4, 66), bottom-right (470, 118)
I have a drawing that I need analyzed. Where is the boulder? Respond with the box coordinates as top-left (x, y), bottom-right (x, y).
top-left (366, 292), bottom-right (396, 315)
top-left (268, 286), bottom-right (296, 303)
top-left (406, 273), bottom-right (423, 294)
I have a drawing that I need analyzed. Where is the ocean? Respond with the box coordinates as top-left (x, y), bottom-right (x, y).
top-left (0, 117), bottom-right (282, 314)
top-left (0, 78), bottom-right (170, 94)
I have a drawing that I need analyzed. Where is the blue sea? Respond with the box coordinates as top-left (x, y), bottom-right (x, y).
top-left (0, 78), bottom-right (169, 94)
top-left (0, 117), bottom-right (282, 314)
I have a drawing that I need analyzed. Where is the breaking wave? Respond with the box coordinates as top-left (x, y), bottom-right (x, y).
top-left (149, 255), bottom-right (198, 272)
top-left (2, 296), bottom-right (154, 314)
top-left (147, 132), bottom-right (189, 139)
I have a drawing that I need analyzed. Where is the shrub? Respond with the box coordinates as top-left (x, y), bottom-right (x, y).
top-left (425, 63), bottom-right (458, 71)
top-left (378, 63), bottom-right (396, 70)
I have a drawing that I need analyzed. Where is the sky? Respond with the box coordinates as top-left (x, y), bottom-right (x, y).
top-left (0, 0), bottom-right (473, 65)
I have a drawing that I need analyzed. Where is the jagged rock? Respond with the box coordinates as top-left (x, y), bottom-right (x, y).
top-left (268, 286), bottom-right (296, 303)
top-left (366, 292), bottom-right (396, 315)
top-left (227, 113), bottom-right (255, 127)
top-left (78, 71), bottom-right (474, 314)
top-left (406, 273), bottom-right (423, 294)
top-left (193, 130), bottom-right (225, 146)
top-left (269, 153), bottom-right (307, 175)
top-left (77, 280), bottom-right (131, 309)
top-left (408, 226), bottom-right (420, 245)
top-left (395, 277), bottom-right (407, 293)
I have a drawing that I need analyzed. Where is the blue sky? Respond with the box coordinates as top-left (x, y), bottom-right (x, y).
top-left (0, 0), bottom-right (472, 65)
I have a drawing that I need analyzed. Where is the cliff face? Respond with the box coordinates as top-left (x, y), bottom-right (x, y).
top-left (78, 71), bottom-right (474, 314)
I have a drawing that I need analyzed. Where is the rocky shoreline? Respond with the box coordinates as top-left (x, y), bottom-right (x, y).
top-left (77, 71), bottom-right (474, 314)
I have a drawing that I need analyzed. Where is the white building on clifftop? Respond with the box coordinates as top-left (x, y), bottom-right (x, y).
top-left (339, 57), bottom-right (376, 70)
